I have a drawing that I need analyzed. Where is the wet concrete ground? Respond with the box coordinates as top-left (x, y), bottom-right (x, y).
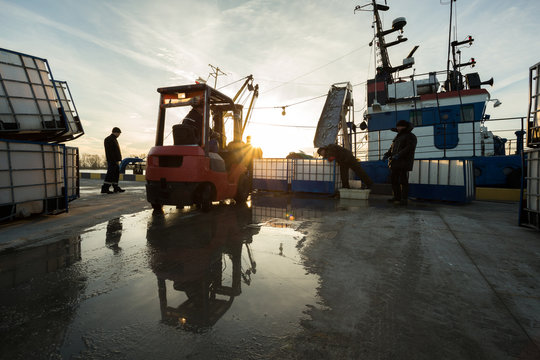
top-left (1, 181), bottom-right (540, 359)
top-left (0, 191), bottom-right (321, 359)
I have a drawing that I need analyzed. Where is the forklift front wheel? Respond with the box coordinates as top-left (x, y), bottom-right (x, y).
top-left (234, 173), bottom-right (250, 205)
top-left (151, 203), bottom-right (163, 214)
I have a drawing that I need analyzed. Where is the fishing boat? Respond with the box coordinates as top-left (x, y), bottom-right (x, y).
top-left (354, 0), bottom-right (523, 189)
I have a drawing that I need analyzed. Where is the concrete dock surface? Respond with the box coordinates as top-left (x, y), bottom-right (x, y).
top-left (0, 179), bottom-right (539, 359)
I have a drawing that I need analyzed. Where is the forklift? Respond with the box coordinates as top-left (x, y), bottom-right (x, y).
top-left (146, 78), bottom-right (259, 212)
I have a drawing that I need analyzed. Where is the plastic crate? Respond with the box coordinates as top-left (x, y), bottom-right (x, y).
top-left (339, 188), bottom-right (370, 199)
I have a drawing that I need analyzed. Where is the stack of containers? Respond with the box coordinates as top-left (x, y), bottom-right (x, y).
top-left (253, 157), bottom-right (476, 203)
top-left (252, 158), bottom-right (342, 194)
top-left (252, 158), bottom-right (292, 192)
top-left (0, 48), bottom-right (83, 221)
top-left (291, 159), bottom-right (340, 194)
top-left (520, 61), bottom-right (540, 230)
top-left (408, 159), bottom-right (475, 203)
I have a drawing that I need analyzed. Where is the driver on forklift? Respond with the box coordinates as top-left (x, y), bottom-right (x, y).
top-left (172, 101), bottom-right (204, 145)
top-left (182, 103), bottom-right (203, 135)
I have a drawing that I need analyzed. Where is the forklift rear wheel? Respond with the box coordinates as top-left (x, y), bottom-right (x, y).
top-left (199, 184), bottom-right (212, 212)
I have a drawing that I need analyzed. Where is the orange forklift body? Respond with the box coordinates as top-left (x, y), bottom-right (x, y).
top-left (145, 83), bottom-right (252, 211)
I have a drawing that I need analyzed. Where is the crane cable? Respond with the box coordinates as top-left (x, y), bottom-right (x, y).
top-left (254, 80), bottom-right (367, 111)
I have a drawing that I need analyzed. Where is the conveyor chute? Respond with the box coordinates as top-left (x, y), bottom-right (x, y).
top-left (313, 82), bottom-right (353, 149)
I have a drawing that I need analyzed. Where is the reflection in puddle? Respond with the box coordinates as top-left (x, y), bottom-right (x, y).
top-left (1, 193), bottom-right (336, 358)
top-left (143, 199), bottom-right (321, 341)
top-left (0, 236), bottom-right (81, 289)
top-left (252, 194), bottom-right (338, 226)
top-left (105, 217), bottom-right (122, 254)
top-left (338, 198), bottom-right (369, 210)
top-left (147, 207), bottom-right (259, 332)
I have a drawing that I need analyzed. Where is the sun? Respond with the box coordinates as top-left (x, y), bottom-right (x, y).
top-left (244, 109), bottom-right (317, 158)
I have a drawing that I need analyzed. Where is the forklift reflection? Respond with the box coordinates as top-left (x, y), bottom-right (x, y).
top-left (146, 207), bottom-right (258, 332)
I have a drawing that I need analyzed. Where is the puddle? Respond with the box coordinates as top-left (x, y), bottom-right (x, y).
top-left (252, 193), bottom-right (338, 223)
top-left (0, 194), bottom-right (332, 359)
top-left (0, 236), bottom-right (81, 289)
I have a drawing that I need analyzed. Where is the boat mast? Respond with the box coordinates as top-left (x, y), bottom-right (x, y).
top-left (358, 1), bottom-right (410, 84)
top-left (444, 0), bottom-right (477, 91)
top-left (446, 0), bottom-right (455, 83)
top-left (372, 0), bottom-right (393, 82)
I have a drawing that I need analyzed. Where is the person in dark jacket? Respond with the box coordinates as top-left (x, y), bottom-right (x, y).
top-left (101, 127), bottom-right (125, 194)
top-left (181, 104), bottom-right (204, 144)
top-left (317, 144), bottom-right (373, 189)
top-left (383, 120), bottom-right (417, 205)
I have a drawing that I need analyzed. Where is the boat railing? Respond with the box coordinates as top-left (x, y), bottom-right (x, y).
top-left (381, 69), bottom-right (490, 102)
top-left (345, 116), bottom-right (528, 161)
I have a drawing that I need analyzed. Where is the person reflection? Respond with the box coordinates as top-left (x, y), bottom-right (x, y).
top-left (105, 217), bottom-right (122, 254)
top-left (147, 206), bottom-right (258, 332)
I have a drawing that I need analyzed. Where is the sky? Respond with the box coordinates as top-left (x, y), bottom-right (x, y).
top-left (1, 0), bottom-right (538, 158)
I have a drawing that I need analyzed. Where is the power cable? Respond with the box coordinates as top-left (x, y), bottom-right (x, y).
top-left (262, 44), bottom-right (369, 94)
top-left (249, 121), bottom-right (316, 129)
top-left (255, 81), bottom-right (367, 111)
top-left (257, 77), bottom-right (330, 87)
top-left (255, 94), bottom-right (327, 110)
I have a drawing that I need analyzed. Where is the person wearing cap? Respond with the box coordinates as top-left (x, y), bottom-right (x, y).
top-left (383, 120), bottom-right (417, 205)
top-left (101, 127), bottom-right (125, 194)
top-left (317, 144), bottom-right (373, 189)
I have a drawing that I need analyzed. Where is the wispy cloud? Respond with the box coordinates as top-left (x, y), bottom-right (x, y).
top-left (1, 0), bottom-right (538, 156)
top-left (1, 1), bottom-right (199, 81)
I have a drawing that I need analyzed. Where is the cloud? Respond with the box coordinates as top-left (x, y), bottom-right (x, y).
top-left (1, 0), bottom-right (538, 157)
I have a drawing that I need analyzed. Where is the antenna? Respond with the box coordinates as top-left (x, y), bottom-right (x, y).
top-left (208, 64), bottom-right (227, 88)
top-left (358, 0), bottom-right (411, 83)
top-left (406, 45), bottom-right (419, 58)
top-left (445, 0), bottom-right (456, 87)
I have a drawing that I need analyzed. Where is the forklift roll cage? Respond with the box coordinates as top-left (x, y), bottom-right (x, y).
top-left (155, 83), bottom-right (245, 153)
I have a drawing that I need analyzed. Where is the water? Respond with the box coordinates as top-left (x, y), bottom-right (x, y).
top-left (3, 194), bottom-right (539, 359)
top-left (0, 194), bottom-right (328, 359)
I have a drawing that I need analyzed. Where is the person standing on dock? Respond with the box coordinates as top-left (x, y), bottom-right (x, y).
top-left (383, 120), bottom-right (417, 205)
top-left (101, 127), bottom-right (125, 194)
top-left (317, 144), bottom-right (373, 189)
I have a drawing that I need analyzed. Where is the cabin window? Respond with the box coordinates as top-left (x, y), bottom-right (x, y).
top-left (409, 110), bottom-right (422, 126)
top-left (460, 105), bottom-right (475, 122)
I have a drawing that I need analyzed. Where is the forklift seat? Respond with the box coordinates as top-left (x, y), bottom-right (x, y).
top-left (173, 124), bottom-right (200, 145)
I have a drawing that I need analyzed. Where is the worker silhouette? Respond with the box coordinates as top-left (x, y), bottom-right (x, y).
top-left (317, 144), bottom-right (373, 189)
top-left (102, 127), bottom-right (125, 194)
top-left (182, 104), bottom-right (203, 132)
top-left (174, 104), bottom-right (204, 145)
top-left (383, 120), bottom-right (417, 205)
